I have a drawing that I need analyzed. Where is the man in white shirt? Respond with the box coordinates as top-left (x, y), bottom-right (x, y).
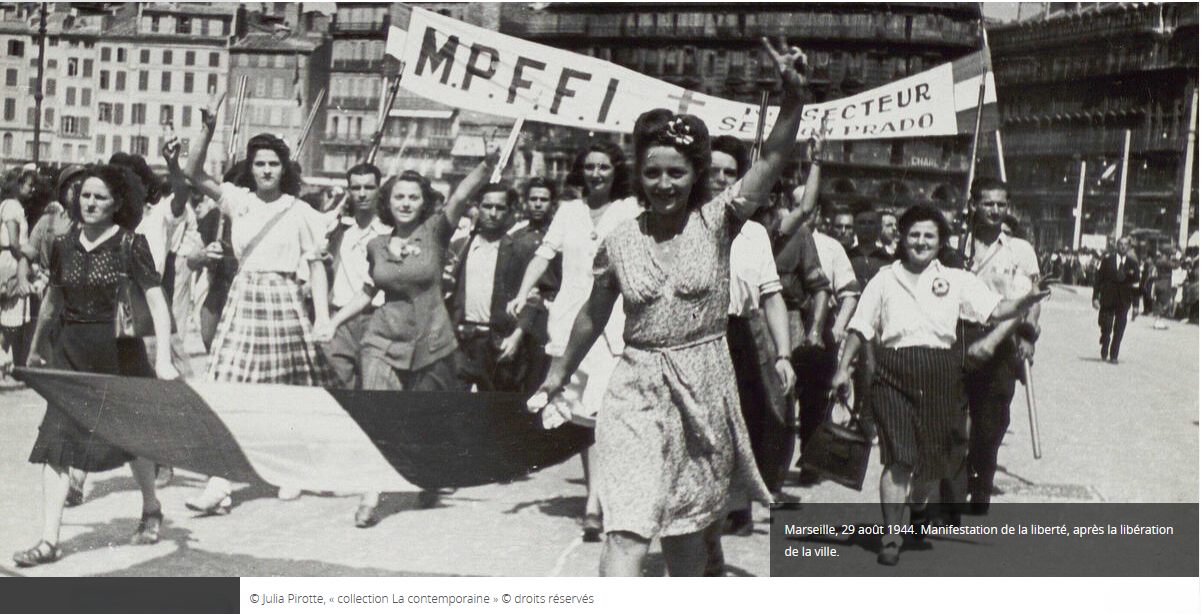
top-left (321, 163), bottom-right (387, 390)
top-left (449, 183), bottom-right (538, 392)
top-left (960, 177), bottom-right (1042, 516)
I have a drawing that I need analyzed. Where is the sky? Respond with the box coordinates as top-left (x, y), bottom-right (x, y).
top-left (982, 2), bottom-right (1039, 23)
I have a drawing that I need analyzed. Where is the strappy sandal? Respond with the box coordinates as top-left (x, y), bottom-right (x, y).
top-left (13, 540), bottom-right (59, 567)
top-left (130, 507), bottom-right (163, 545)
top-left (581, 514), bottom-right (603, 542)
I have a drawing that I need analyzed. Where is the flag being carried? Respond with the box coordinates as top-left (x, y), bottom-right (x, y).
top-left (388, 7), bottom-right (997, 142)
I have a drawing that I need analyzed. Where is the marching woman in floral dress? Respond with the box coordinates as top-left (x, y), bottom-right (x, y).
top-left (529, 38), bottom-right (808, 576)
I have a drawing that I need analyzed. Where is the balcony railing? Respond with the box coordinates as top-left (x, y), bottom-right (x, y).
top-left (332, 18), bottom-right (389, 36)
top-left (1003, 129), bottom-right (1187, 156)
top-left (329, 96), bottom-right (379, 111)
top-left (332, 59), bottom-right (384, 73)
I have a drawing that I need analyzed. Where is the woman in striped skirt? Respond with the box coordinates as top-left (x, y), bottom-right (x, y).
top-left (173, 101), bottom-right (334, 514)
top-left (832, 205), bottom-right (1049, 566)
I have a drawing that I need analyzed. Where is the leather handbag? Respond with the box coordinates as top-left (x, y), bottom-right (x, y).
top-left (114, 232), bottom-right (154, 339)
top-left (800, 397), bottom-right (871, 491)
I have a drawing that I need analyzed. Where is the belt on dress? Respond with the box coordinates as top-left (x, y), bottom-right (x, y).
top-left (624, 331), bottom-right (726, 354)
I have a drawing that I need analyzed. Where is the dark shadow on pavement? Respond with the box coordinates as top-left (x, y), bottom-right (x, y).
top-left (503, 495), bottom-right (586, 519)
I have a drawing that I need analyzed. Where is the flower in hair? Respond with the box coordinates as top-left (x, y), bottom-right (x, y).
top-left (664, 116), bottom-right (695, 147)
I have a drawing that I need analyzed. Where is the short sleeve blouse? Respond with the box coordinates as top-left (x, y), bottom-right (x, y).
top-left (848, 260), bottom-right (1000, 350)
top-left (51, 228), bottom-right (161, 323)
top-left (218, 183), bottom-right (320, 273)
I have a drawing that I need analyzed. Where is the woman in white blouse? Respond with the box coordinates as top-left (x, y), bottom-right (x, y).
top-left (506, 141), bottom-right (640, 541)
top-left (174, 101), bottom-right (333, 514)
top-left (832, 205), bottom-right (1049, 566)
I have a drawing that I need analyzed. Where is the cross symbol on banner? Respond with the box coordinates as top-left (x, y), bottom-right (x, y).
top-left (667, 90), bottom-right (706, 114)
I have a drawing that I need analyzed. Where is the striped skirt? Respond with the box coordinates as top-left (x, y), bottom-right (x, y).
top-left (870, 346), bottom-right (968, 482)
top-left (206, 271), bottom-right (333, 386)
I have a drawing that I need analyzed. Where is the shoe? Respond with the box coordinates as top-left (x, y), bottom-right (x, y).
top-left (1100, 347), bottom-right (1109, 361)
top-left (796, 470), bottom-right (822, 487)
top-left (277, 486), bottom-right (302, 500)
top-left (154, 466), bottom-right (173, 489)
top-left (1108, 357), bottom-right (1119, 364)
top-left (13, 541), bottom-right (59, 567)
top-left (877, 542), bottom-right (900, 566)
top-left (582, 513), bottom-right (603, 542)
top-left (130, 507), bottom-right (163, 545)
top-left (991, 484), bottom-right (1006, 496)
top-left (969, 490), bottom-right (991, 516)
top-left (769, 491), bottom-right (802, 510)
top-left (354, 502), bottom-right (381, 528)
top-left (417, 490), bottom-right (440, 509)
top-left (185, 489), bottom-right (232, 516)
top-left (65, 484), bottom-right (84, 508)
top-left (726, 507), bottom-right (754, 536)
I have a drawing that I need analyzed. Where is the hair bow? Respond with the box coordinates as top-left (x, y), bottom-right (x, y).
top-left (664, 117), bottom-right (695, 147)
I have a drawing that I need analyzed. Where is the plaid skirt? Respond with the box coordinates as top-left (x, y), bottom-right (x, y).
top-left (206, 271), bottom-right (333, 386)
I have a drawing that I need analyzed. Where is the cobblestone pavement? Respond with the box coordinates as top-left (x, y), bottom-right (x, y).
top-left (0, 287), bottom-right (1194, 576)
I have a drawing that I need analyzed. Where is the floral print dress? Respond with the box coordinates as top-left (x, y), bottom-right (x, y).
top-left (591, 183), bottom-right (771, 538)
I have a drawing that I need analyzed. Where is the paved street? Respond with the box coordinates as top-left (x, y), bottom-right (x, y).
top-left (0, 286), bottom-right (1195, 577)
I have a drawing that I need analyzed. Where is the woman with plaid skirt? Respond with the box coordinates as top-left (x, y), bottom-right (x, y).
top-left (172, 101), bottom-right (334, 514)
top-left (832, 205), bottom-right (1049, 566)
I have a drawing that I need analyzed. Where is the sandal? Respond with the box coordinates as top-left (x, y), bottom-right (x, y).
top-left (130, 507), bottom-right (163, 545)
top-left (354, 502), bottom-right (381, 528)
top-left (13, 540), bottom-right (59, 567)
top-left (581, 513), bottom-right (603, 542)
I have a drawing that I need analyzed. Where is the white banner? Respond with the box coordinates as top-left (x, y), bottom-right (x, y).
top-left (393, 8), bottom-right (995, 142)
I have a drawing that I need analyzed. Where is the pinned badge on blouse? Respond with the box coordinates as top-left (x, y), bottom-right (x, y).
top-left (931, 277), bottom-right (950, 297)
top-left (590, 231), bottom-right (598, 241)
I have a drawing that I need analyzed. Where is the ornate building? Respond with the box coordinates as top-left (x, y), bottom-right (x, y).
top-left (989, 3), bottom-right (1198, 250)
top-left (499, 3), bottom-right (984, 213)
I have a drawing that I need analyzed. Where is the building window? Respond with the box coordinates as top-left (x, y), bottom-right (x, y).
top-left (82, 59), bottom-right (92, 77)
top-left (162, 50), bottom-right (172, 65)
top-left (62, 143), bottom-right (72, 160)
top-left (274, 54), bottom-right (286, 69)
top-left (98, 102), bottom-right (112, 122)
top-left (113, 102), bottom-right (123, 125)
top-left (181, 105), bottom-right (191, 127)
top-left (115, 71), bottom-right (126, 91)
top-left (207, 73), bottom-right (217, 94)
top-left (150, 15), bottom-right (160, 33)
top-left (138, 70), bottom-right (148, 91)
top-left (3, 133), bottom-right (12, 156)
top-left (117, 48), bottom-right (126, 62)
top-left (140, 49), bottom-right (150, 64)
top-left (77, 144), bottom-right (86, 161)
top-left (185, 51), bottom-right (195, 66)
top-left (254, 79), bottom-right (266, 98)
top-left (2, 98), bottom-right (13, 121)
top-left (65, 86), bottom-right (75, 106)
top-left (271, 77), bottom-right (284, 98)
top-left (132, 135), bottom-right (148, 156)
top-left (131, 103), bottom-right (145, 125)
top-left (111, 135), bottom-right (120, 152)
top-left (101, 47), bottom-right (111, 62)
top-left (159, 104), bottom-right (173, 125)
top-left (67, 58), bottom-right (78, 76)
top-left (183, 72), bottom-right (193, 93)
top-left (4, 68), bottom-right (14, 87)
top-left (46, 59), bottom-right (56, 70)
top-left (7, 40), bottom-right (22, 57)
top-left (176, 17), bottom-right (191, 34)
top-left (62, 116), bottom-right (79, 135)
top-left (96, 134), bottom-right (104, 154)
top-left (44, 108), bottom-right (53, 125)
top-left (45, 78), bottom-right (55, 96)
top-left (80, 88), bottom-right (90, 106)
top-left (160, 71), bottom-right (170, 92)
top-left (99, 70), bottom-right (109, 90)
top-left (209, 52), bottom-right (219, 68)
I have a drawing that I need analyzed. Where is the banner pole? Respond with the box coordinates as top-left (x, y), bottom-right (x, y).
top-left (750, 90), bottom-right (769, 163)
top-left (958, 10), bottom-right (991, 263)
top-left (1073, 159), bottom-right (1087, 251)
top-left (366, 67), bottom-right (404, 166)
top-left (294, 89), bottom-right (326, 160)
top-left (1114, 129), bottom-right (1132, 240)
